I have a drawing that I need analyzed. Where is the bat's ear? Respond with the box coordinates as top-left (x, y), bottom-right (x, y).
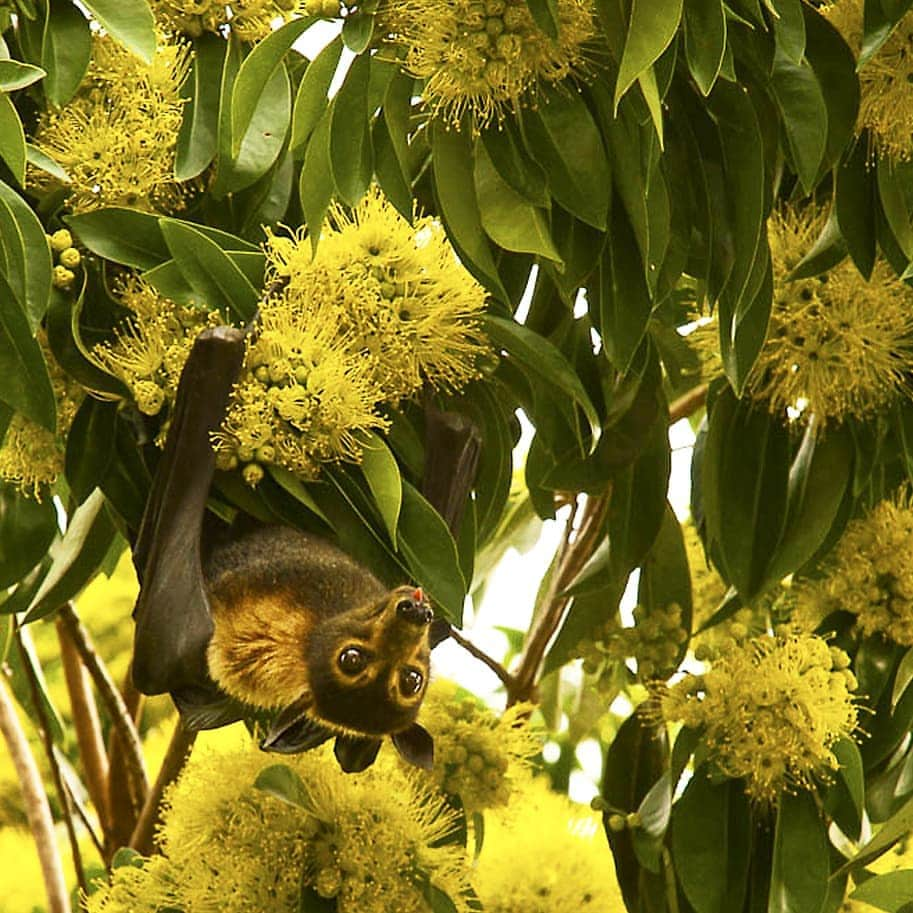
top-left (429, 618), bottom-right (451, 650)
top-left (261, 699), bottom-right (333, 754)
top-left (392, 723), bottom-right (434, 771)
top-left (334, 735), bottom-right (382, 773)
top-left (422, 405), bottom-right (481, 535)
top-left (171, 682), bottom-right (246, 731)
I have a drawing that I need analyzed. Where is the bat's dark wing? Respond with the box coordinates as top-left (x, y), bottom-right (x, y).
top-left (131, 327), bottom-right (246, 727)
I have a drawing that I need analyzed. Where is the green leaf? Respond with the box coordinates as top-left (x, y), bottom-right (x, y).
top-left (768, 792), bottom-right (829, 913)
top-left (0, 59), bottom-right (45, 91)
top-left (851, 872), bottom-right (913, 912)
top-left (521, 88), bottom-right (611, 229)
top-left (268, 466), bottom-right (329, 524)
top-left (672, 771), bottom-right (751, 913)
top-left (832, 738), bottom-right (864, 823)
top-left (683, 0), bottom-right (727, 96)
top-left (231, 17), bottom-right (314, 157)
top-left (329, 53), bottom-right (373, 206)
top-left (357, 431), bottom-right (402, 548)
top-left (0, 179), bottom-right (53, 332)
top-left (837, 791), bottom-right (913, 875)
top-left (474, 141), bottom-right (561, 262)
top-left (771, 0), bottom-right (805, 63)
top-left (373, 115), bottom-right (412, 219)
top-left (859, 0), bottom-right (913, 68)
top-left (175, 33), bottom-right (224, 181)
top-left (255, 764), bottom-right (319, 812)
top-left (23, 489), bottom-right (118, 622)
top-left (892, 646), bottom-right (913, 711)
top-left (66, 207), bottom-right (170, 269)
top-left (80, 0), bottom-right (156, 64)
top-left (483, 314), bottom-right (599, 444)
top-left (525, 0), bottom-right (559, 38)
top-left (290, 35), bottom-right (343, 152)
top-left (615, 0), bottom-right (683, 109)
top-left (159, 218), bottom-right (259, 320)
top-left (41, 0), bottom-right (91, 107)
top-left (0, 94), bottom-right (25, 187)
top-left (342, 11), bottom-right (374, 52)
top-left (25, 143), bottom-right (67, 183)
top-left (398, 482), bottom-right (465, 626)
top-left (480, 121), bottom-right (548, 208)
top-left (299, 107), bottom-right (334, 247)
top-left (64, 397), bottom-right (117, 504)
top-left (836, 139), bottom-right (876, 279)
top-left (878, 158), bottom-right (913, 262)
top-left (0, 483), bottom-right (57, 589)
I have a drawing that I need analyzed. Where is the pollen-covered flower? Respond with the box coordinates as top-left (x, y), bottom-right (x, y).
top-left (32, 34), bottom-right (190, 213)
top-left (87, 740), bottom-right (473, 913)
top-left (0, 339), bottom-right (84, 498)
top-left (414, 680), bottom-right (540, 814)
top-left (92, 277), bottom-right (223, 422)
top-left (660, 629), bottom-right (858, 803)
top-left (473, 777), bottom-right (623, 912)
top-left (794, 491), bottom-right (913, 645)
top-left (823, 1), bottom-right (913, 160)
top-left (382, 0), bottom-right (595, 127)
top-left (150, 0), bottom-right (309, 42)
top-left (747, 206), bottom-right (913, 423)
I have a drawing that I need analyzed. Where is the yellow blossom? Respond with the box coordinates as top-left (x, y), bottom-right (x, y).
top-left (660, 629), bottom-right (858, 803)
top-left (150, 0), bottom-right (309, 42)
top-left (473, 777), bottom-right (623, 912)
top-left (87, 739), bottom-right (473, 913)
top-left (0, 339), bottom-right (84, 498)
top-left (794, 491), bottom-right (913, 645)
top-left (92, 277), bottom-right (223, 423)
top-left (32, 34), bottom-right (190, 213)
top-left (747, 206), bottom-right (913, 423)
top-left (382, 0), bottom-right (596, 128)
top-left (823, 1), bottom-right (913, 160)
top-left (414, 680), bottom-right (540, 814)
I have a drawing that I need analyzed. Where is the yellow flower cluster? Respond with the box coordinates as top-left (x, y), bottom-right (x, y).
top-left (794, 492), bottom-right (913, 645)
top-left (824, 1), bottom-right (913, 160)
top-left (661, 630), bottom-right (858, 803)
top-left (747, 207), bottom-right (913, 423)
top-left (150, 0), bottom-right (310, 42)
top-left (415, 680), bottom-right (540, 814)
top-left (92, 277), bottom-right (223, 421)
top-left (473, 777), bottom-right (623, 913)
top-left (87, 741), bottom-right (473, 913)
top-left (0, 339), bottom-right (84, 499)
top-left (217, 187), bottom-right (490, 483)
top-left (382, 0), bottom-right (595, 127)
top-left (32, 34), bottom-right (190, 214)
top-left (578, 603), bottom-right (689, 685)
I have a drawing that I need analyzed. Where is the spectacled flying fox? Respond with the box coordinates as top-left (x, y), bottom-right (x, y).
top-left (130, 327), bottom-right (480, 773)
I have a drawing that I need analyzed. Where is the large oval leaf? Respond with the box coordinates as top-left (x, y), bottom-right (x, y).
top-left (81, 0), bottom-right (156, 64)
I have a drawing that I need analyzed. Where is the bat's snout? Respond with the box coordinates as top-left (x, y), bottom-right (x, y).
top-left (396, 588), bottom-right (432, 626)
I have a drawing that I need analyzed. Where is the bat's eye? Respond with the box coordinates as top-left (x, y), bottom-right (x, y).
top-left (400, 668), bottom-right (424, 696)
top-left (338, 647), bottom-right (368, 675)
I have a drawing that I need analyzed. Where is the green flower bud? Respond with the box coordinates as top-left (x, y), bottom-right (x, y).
top-left (50, 229), bottom-right (72, 252)
top-left (59, 247), bottom-right (81, 269)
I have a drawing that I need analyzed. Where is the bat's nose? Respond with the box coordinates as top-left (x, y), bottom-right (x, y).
top-left (397, 588), bottom-right (432, 626)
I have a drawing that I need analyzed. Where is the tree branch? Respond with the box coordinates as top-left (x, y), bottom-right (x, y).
top-left (447, 626), bottom-right (515, 691)
top-left (669, 383), bottom-right (709, 423)
top-left (0, 668), bottom-right (71, 913)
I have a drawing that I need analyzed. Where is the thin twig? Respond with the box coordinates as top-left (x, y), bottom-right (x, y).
top-left (61, 772), bottom-right (106, 863)
top-left (447, 626), bottom-right (515, 691)
top-left (0, 667), bottom-right (71, 913)
top-left (14, 622), bottom-right (88, 899)
top-left (105, 674), bottom-right (145, 859)
top-left (56, 616), bottom-right (111, 839)
top-left (669, 383), bottom-right (709, 423)
top-left (129, 720), bottom-right (196, 856)
top-left (56, 604), bottom-right (148, 816)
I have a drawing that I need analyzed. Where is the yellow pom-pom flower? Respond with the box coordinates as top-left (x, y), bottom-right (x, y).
top-left (150, 0), bottom-right (309, 42)
top-left (794, 491), bottom-right (913, 645)
top-left (660, 630), bottom-right (858, 803)
top-left (747, 207), bottom-right (913, 423)
top-left (382, 0), bottom-right (596, 127)
top-left (86, 740), bottom-right (473, 913)
top-left (0, 339), bottom-right (84, 499)
top-left (414, 680), bottom-right (540, 814)
top-left (823, 0), bottom-right (913, 160)
top-left (32, 34), bottom-right (191, 213)
top-left (473, 777), bottom-right (624, 912)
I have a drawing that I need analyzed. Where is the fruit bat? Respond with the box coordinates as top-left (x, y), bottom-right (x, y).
top-left (130, 327), bottom-right (480, 772)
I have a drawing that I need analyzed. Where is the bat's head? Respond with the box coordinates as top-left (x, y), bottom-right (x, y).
top-left (304, 585), bottom-right (433, 736)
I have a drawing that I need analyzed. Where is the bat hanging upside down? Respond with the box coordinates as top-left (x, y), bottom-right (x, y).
top-left (129, 327), bottom-right (479, 772)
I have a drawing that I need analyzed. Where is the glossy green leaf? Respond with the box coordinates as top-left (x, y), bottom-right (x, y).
top-left (683, 0), bottom-right (727, 96)
top-left (342, 11), bottom-right (374, 52)
top-left (0, 483), bottom-right (57, 589)
top-left (159, 218), bottom-right (259, 320)
top-left (398, 482), bottom-right (465, 625)
top-left (0, 94), bottom-right (25, 187)
top-left (768, 792), bottom-right (829, 913)
top-left (859, 0), bottom-right (913, 68)
top-left (66, 207), bottom-right (170, 269)
top-left (850, 871), bottom-right (913, 911)
top-left (81, 0), bottom-right (156, 64)
top-left (230, 17), bottom-right (314, 157)
top-left (330, 53), bottom-right (372, 206)
top-left (837, 791), bottom-right (913, 875)
top-left (0, 59), bottom-right (45, 91)
top-left (771, 0), bottom-right (805, 63)
top-left (474, 141), bottom-right (561, 263)
top-left (0, 179), bottom-right (53, 332)
top-left (525, 0), bottom-right (559, 37)
top-left (290, 35), bottom-right (343, 152)
top-left (836, 139), bottom-right (876, 279)
top-left (373, 115), bottom-right (412, 219)
top-left (175, 33), bottom-right (224, 181)
top-left (615, 0), bottom-right (683, 108)
top-left (892, 646), bottom-right (913, 711)
top-left (878, 158), bottom-right (913, 262)
top-left (64, 397), bottom-right (117, 504)
top-left (521, 89), bottom-right (611, 229)
top-left (255, 764), bottom-right (320, 815)
top-left (481, 121), bottom-right (548, 208)
top-left (41, 0), bottom-right (91, 107)
top-left (833, 737), bottom-right (865, 823)
top-left (357, 431), bottom-right (402, 548)
top-left (25, 144), bottom-right (67, 183)
top-left (299, 107), bottom-right (334, 248)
